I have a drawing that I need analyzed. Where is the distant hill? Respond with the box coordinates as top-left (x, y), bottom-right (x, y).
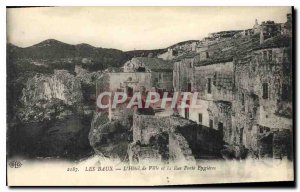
top-left (7, 39), bottom-right (131, 71)
top-left (7, 38), bottom-right (201, 73)
top-left (8, 39), bottom-right (176, 72)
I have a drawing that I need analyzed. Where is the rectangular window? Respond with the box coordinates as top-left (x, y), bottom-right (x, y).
top-left (262, 83), bottom-right (268, 99)
top-left (158, 73), bottom-right (163, 81)
top-left (263, 51), bottom-right (267, 60)
top-left (240, 128), bottom-right (244, 145)
top-left (207, 78), bottom-right (212, 94)
top-left (218, 122), bottom-right (224, 139)
top-left (209, 119), bottom-right (213, 129)
top-left (260, 126), bottom-right (263, 133)
top-left (282, 83), bottom-right (292, 101)
top-left (185, 99), bottom-right (190, 119)
top-left (240, 92), bottom-right (245, 111)
top-left (206, 52), bottom-right (209, 58)
top-left (229, 127), bottom-right (232, 137)
top-left (241, 92), bottom-right (245, 105)
top-left (187, 83), bottom-right (192, 92)
top-left (185, 109), bottom-right (189, 119)
top-left (198, 113), bottom-right (203, 124)
top-left (218, 122), bottom-right (223, 131)
top-left (268, 50), bottom-right (272, 61)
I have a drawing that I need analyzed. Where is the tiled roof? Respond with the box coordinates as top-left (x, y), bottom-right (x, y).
top-left (253, 35), bottom-right (291, 50)
top-left (173, 52), bottom-right (199, 62)
top-left (134, 57), bottom-right (173, 71)
top-left (194, 34), bottom-right (260, 66)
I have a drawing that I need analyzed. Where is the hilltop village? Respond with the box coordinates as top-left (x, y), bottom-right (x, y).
top-left (90, 13), bottom-right (293, 164)
top-left (7, 13), bottom-right (292, 163)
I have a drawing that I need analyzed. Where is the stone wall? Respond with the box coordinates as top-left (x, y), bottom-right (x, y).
top-left (151, 71), bottom-right (173, 92)
top-left (178, 124), bottom-right (223, 159)
top-left (97, 71), bottom-right (172, 96)
top-left (157, 49), bottom-right (175, 61)
top-left (230, 43), bottom-right (293, 158)
top-left (132, 114), bottom-right (196, 163)
top-left (173, 58), bottom-right (194, 92)
top-left (107, 72), bottom-right (152, 92)
top-left (181, 99), bottom-right (210, 127)
top-left (252, 47), bottom-right (293, 124)
top-left (257, 128), bottom-right (292, 159)
top-left (194, 61), bottom-right (234, 102)
top-left (232, 56), bottom-right (260, 150)
top-left (89, 110), bottom-right (132, 161)
top-left (191, 100), bottom-right (232, 146)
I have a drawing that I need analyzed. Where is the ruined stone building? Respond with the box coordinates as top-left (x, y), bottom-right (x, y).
top-left (208, 30), bottom-right (243, 40)
top-left (259, 21), bottom-right (282, 44)
top-left (158, 40), bottom-right (200, 61)
top-left (157, 48), bottom-right (176, 61)
top-left (123, 57), bottom-right (173, 92)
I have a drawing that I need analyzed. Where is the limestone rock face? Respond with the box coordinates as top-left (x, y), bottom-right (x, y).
top-left (89, 112), bottom-right (110, 148)
top-left (22, 70), bottom-right (82, 105)
top-left (10, 69), bottom-right (100, 159)
top-left (75, 65), bottom-right (102, 86)
top-left (18, 70), bottom-right (83, 122)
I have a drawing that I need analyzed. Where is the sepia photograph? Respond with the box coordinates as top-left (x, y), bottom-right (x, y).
top-left (6, 6), bottom-right (294, 186)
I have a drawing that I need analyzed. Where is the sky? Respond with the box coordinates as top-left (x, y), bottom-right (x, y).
top-left (7, 7), bottom-right (291, 51)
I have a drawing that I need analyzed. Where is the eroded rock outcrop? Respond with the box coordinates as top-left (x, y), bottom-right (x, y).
top-left (10, 69), bottom-right (100, 159)
top-left (88, 109), bottom-right (134, 162)
top-left (131, 114), bottom-right (197, 164)
top-left (18, 70), bottom-right (83, 122)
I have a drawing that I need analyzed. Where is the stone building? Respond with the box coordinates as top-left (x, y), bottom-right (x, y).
top-left (157, 48), bottom-right (176, 61)
top-left (158, 40), bottom-right (200, 61)
top-left (259, 21), bottom-right (282, 44)
top-left (232, 55), bottom-right (259, 152)
top-left (253, 19), bottom-right (261, 34)
top-left (96, 72), bottom-right (152, 96)
top-left (173, 41), bottom-right (236, 144)
top-left (123, 57), bottom-right (173, 92)
top-left (95, 72), bottom-right (152, 120)
top-left (208, 30), bottom-right (243, 40)
top-left (253, 35), bottom-right (292, 158)
top-left (230, 33), bottom-right (292, 159)
top-left (93, 13), bottom-right (293, 161)
top-left (281, 13), bottom-right (293, 36)
top-left (192, 59), bottom-right (235, 144)
top-left (173, 53), bottom-right (199, 92)
top-left (171, 14), bottom-right (293, 160)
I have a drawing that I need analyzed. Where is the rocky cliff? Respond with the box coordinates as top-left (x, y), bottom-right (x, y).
top-left (18, 70), bottom-right (83, 122)
top-left (8, 67), bottom-right (101, 160)
top-left (88, 109), bottom-right (134, 162)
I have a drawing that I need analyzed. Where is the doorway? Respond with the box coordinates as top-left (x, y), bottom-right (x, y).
top-left (218, 122), bottom-right (224, 139)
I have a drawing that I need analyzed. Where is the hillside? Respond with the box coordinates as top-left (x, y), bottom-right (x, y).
top-left (7, 39), bottom-right (130, 72)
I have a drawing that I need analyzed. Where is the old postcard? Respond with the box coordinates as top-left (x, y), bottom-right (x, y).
top-left (6, 6), bottom-right (294, 186)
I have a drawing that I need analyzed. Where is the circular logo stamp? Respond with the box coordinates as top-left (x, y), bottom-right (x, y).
top-left (9, 161), bottom-right (22, 168)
